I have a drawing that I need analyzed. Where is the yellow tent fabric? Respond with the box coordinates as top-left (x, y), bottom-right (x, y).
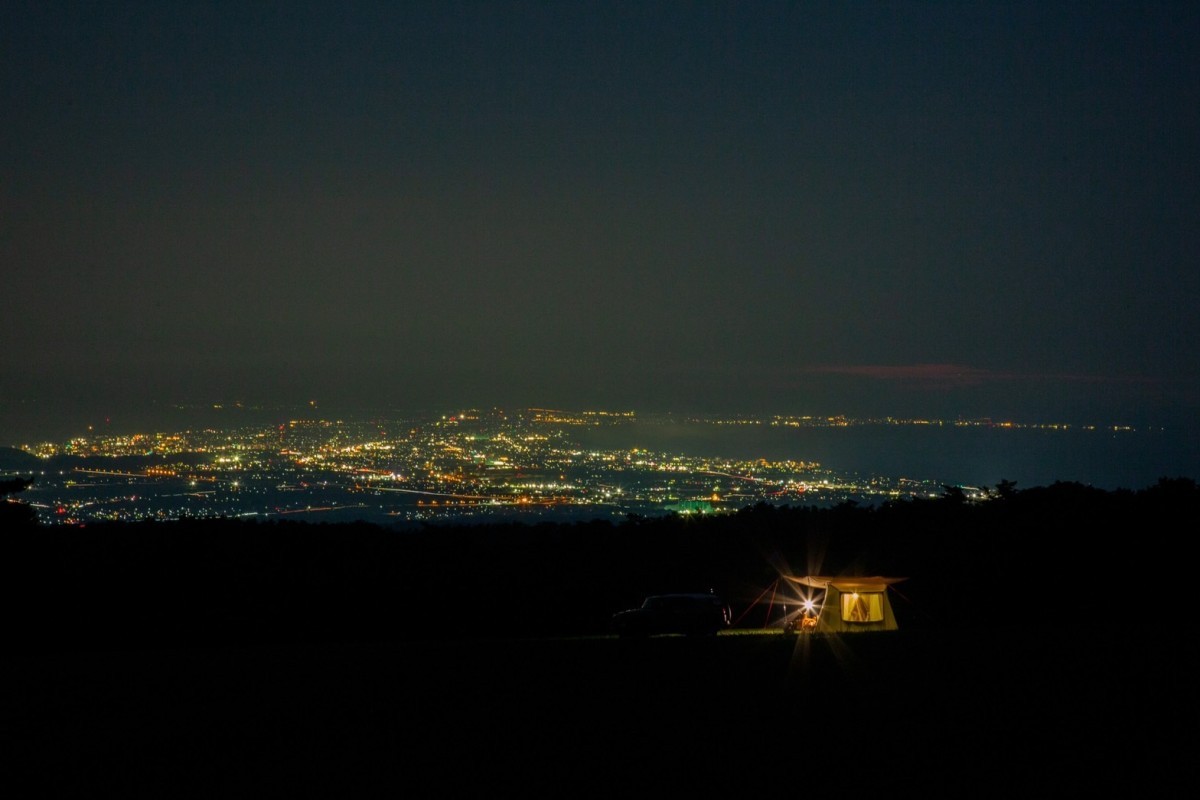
top-left (784, 575), bottom-right (906, 591)
top-left (782, 575), bottom-right (906, 632)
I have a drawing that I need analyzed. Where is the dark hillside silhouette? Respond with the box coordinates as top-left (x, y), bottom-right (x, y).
top-left (2, 477), bottom-right (1194, 654)
top-left (0, 476), bottom-right (36, 531)
top-left (3, 477), bottom-right (1193, 794)
top-left (0, 447), bottom-right (39, 471)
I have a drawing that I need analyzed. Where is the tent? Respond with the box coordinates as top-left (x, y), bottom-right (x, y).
top-left (780, 575), bottom-right (907, 633)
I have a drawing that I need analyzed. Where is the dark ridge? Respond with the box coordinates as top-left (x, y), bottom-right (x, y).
top-left (3, 477), bottom-right (1193, 655)
top-left (3, 477), bottom-right (1192, 794)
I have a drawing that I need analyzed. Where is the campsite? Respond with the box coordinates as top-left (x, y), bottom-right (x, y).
top-left (1, 480), bottom-right (1192, 792)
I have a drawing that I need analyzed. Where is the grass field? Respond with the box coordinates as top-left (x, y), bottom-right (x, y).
top-left (3, 626), bottom-right (1178, 795)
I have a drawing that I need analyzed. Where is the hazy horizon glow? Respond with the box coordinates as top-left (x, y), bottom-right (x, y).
top-left (4, 2), bottom-right (1198, 440)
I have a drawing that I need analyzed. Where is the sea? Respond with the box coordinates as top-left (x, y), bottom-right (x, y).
top-left (566, 418), bottom-right (1200, 493)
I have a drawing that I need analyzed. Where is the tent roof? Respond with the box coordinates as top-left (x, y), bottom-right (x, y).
top-left (784, 575), bottom-right (906, 592)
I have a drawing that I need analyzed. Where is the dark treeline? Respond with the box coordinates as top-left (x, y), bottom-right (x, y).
top-left (2, 477), bottom-right (1195, 654)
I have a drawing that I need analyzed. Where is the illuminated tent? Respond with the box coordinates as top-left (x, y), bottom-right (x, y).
top-left (782, 576), bottom-right (906, 633)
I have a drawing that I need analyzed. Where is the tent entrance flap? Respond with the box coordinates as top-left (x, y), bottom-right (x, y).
top-left (780, 575), bottom-right (907, 633)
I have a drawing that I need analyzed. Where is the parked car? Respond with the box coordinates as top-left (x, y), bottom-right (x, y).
top-left (610, 593), bottom-right (731, 638)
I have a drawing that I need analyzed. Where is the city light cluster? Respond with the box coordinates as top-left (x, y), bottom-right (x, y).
top-left (8, 407), bottom-right (1069, 526)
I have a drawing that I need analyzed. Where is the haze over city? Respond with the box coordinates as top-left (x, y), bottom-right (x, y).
top-left (4, 2), bottom-right (1198, 453)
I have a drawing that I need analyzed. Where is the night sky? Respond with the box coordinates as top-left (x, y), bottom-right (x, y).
top-left (4, 2), bottom-right (1199, 439)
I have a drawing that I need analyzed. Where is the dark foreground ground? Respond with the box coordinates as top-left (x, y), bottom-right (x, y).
top-left (2, 626), bottom-right (1183, 796)
top-left (4, 487), bottom-right (1195, 794)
